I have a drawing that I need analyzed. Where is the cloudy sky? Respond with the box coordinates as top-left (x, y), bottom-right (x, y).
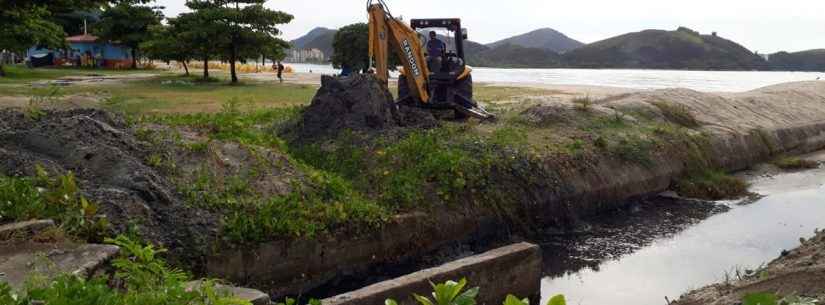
top-left (156, 0), bottom-right (825, 54)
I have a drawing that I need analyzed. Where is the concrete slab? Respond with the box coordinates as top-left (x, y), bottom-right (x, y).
top-left (0, 242), bottom-right (119, 290)
top-left (323, 242), bottom-right (542, 305)
top-left (186, 280), bottom-right (271, 305)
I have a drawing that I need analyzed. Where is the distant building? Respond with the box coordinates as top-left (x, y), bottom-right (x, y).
top-left (26, 34), bottom-right (133, 68)
top-left (285, 48), bottom-right (326, 63)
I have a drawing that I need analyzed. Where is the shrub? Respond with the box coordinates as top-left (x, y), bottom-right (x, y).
top-left (675, 169), bottom-right (749, 200)
top-left (772, 156), bottom-right (819, 170)
top-left (572, 96), bottom-right (593, 112)
top-left (651, 101), bottom-right (699, 128)
top-left (0, 166), bottom-right (109, 242)
top-left (3, 235), bottom-right (251, 305)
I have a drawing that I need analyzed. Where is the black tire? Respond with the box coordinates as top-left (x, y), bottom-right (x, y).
top-left (397, 74), bottom-right (420, 105)
top-left (453, 74), bottom-right (474, 119)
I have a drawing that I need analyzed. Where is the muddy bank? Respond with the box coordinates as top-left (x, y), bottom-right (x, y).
top-left (207, 80), bottom-right (825, 298)
top-left (0, 109), bottom-right (220, 267)
top-left (674, 230), bottom-right (825, 305)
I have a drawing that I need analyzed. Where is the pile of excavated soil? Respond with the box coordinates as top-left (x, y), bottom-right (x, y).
top-left (293, 74), bottom-right (438, 141)
top-left (0, 109), bottom-right (219, 268)
top-left (675, 230), bottom-right (825, 305)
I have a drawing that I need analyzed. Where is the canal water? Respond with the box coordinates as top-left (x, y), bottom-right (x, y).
top-left (540, 166), bottom-right (825, 305)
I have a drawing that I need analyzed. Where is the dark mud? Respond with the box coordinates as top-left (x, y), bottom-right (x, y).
top-left (295, 195), bottom-right (726, 301)
top-left (0, 109), bottom-right (219, 268)
top-left (540, 195), bottom-right (727, 277)
top-left (290, 74), bottom-right (438, 142)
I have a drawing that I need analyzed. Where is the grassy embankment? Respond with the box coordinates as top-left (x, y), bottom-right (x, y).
top-left (1, 69), bottom-right (748, 246)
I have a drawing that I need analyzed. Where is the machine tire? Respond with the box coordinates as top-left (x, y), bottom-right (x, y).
top-left (453, 74), bottom-right (474, 119)
top-left (397, 74), bottom-right (420, 105)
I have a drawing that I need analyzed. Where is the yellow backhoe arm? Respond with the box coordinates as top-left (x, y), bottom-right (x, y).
top-left (368, 3), bottom-right (430, 103)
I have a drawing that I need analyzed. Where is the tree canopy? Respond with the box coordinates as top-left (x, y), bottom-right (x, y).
top-left (332, 23), bottom-right (400, 73)
top-left (0, 0), bottom-right (110, 75)
top-left (95, 1), bottom-right (163, 68)
top-left (186, 0), bottom-right (294, 83)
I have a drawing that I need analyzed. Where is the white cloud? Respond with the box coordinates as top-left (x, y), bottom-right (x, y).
top-left (155, 0), bottom-right (825, 53)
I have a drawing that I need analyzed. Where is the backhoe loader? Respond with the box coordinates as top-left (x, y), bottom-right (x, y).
top-left (367, 0), bottom-right (494, 120)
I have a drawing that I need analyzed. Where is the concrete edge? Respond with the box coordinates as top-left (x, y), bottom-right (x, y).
top-left (323, 242), bottom-right (542, 305)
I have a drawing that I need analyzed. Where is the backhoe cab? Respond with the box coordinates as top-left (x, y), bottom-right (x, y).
top-left (367, 1), bottom-right (493, 120)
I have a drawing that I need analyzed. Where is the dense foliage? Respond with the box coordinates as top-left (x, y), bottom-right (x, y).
top-left (95, 0), bottom-right (164, 69)
top-left (0, 235), bottom-right (250, 305)
top-left (185, 0), bottom-right (293, 83)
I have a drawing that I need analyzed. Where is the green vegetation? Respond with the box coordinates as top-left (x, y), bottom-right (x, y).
top-left (0, 166), bottom-right (109, 242)
top-left (572, 96), bottom-right (593, 112)
top-left (772, 156), bottom-right (819, 170)
top-left (675, 169), bottom-right (749, 200)
top-left (741, 293), bottom-right (820, 305)
top-left (95, 1), bottom-right (163, 69)
top-left (0, 65), bottom-right (151, 84)
top-left (651, 100), bottom-right (699, 128)
top-left (382, 278), bottom-right (566, 305)
top-left (0, 235), bottom-right (250, 305)
top-left (183, 0), bottom-right (293, 83)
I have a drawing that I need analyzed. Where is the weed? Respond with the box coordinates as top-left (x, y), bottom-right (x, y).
top-left (26, 85), bottom-right (63, 119)
top-left (572, 96), bottom-right (593, 112)
top-left (411, 278), bottom-right (479, 305)
top-left (651, 101), bottom-right (699, 128)
top-left (772, 156), bottom-right (819, 170)
top-left (2, 235), bottom-right (251, 305)
top-left (490, 126), bottom-right (528, 148)
top-left (675, 169), bottom-right (749, 200)
top-left (0, 166), bottom-right (109, 242)
top-left (609, 134), bottom-right (655, 166)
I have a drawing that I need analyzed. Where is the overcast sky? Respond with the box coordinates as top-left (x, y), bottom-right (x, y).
top-left (156, 0), bottom-right (825, 54)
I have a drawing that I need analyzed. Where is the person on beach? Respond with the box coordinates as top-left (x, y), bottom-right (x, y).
top-left (276, 61), bottom-right (284, 83)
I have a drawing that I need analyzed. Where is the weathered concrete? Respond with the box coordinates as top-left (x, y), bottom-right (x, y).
top-left (207, 211), bottom-right (504, 299)
top-left (186, 280), bottom-right (272, 305)
top-left (0, 242), bottom-right (119, 290)
top-left (322, 242), bottom-right (541, 305)
top-left (0, 219), bottom-right (55, 241)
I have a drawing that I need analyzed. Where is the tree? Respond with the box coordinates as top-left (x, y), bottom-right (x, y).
top-left (141, 22), bottom-right (195, 76)
top-left (332, 23), bottom-right (401, 73)
top-left (0, 0), bottom-right (107, 76)
top-left (187, 0), bottom-right (293, 83)
top-left (174, 10), bottom-right (224, 80)
top-left (95, 0), bottom-right (163, 69)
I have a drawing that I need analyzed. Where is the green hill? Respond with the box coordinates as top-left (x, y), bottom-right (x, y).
top-left (562, 27), bottom-right (767, 70)
top-left (769, 49), bottom-right (825, 71)
top-left (467, 43), bottom-right (561, 68)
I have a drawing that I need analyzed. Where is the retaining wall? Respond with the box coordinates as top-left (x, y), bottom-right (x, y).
top-left (322, 242), bottom-right (542, 305)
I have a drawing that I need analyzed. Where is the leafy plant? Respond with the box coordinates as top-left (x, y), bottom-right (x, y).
top-left (0, 166), bottom-right (109, 242)
top-left (106, 235), bottom-right (188, 291)
top-left (502, 294), bottom-right (530, 305)
top-left (412, 278), bottom-right (479, 305)
top-left (675, 169), bottom-right (749, 200)
top-left (742, 293), bottom-right (777, 305)
top-left (546, 294), bottom-right (566, 305)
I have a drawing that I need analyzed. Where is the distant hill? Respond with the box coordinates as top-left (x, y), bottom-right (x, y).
top-left (561, 27), bottom-right (767, 70)
top-left (468, 44), bottom-right (561, 68)
top-left (487, 28), bottom-right (583, 53)
top-left (769, 49), bottom-right (825, 71)
top-left (290, 27), bottom-right (336, 50)
top-left (301, 31), bottom-right (336, 58)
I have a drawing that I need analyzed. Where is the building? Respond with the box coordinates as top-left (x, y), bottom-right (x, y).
top-left (27, 34), bottom-right (133, 68)
top-left (285, 48), bottom-right (326, 63)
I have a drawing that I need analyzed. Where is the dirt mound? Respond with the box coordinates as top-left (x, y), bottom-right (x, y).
top-left (519, 100), bottom-right (628, 126)
top-left (675, 230), bottom-right (825, 305)
top-left (295, 74), bottom-right (438, 141)
top-left (0, 109), bottom-right (219, 268)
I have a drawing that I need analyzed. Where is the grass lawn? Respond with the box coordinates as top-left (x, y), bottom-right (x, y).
top-left (99, 75), bottom-right (319, 114)
top-left (0, 64), bottom-right (155, 84)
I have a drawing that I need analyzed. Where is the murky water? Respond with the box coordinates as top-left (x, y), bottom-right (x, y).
top-left (540, 169), bottom-right (825, 305)
top-left (287, 63), bottom-right (824, 92)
